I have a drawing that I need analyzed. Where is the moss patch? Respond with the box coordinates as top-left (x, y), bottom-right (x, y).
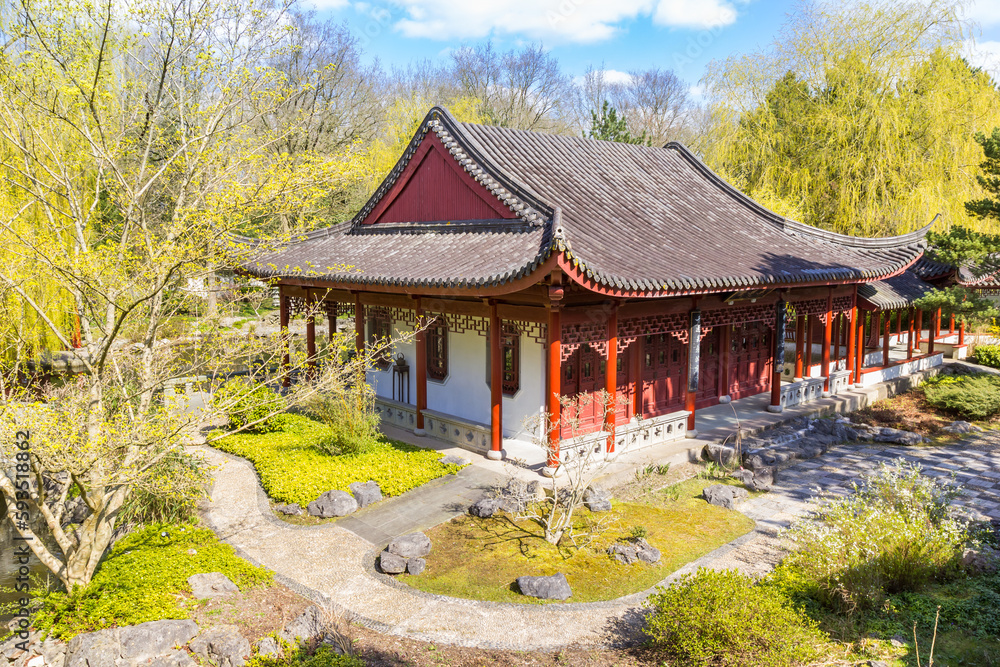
top-left (405, 479), bottom-right (754, 604)
top-left (35, 523), bottom-right (273, 640)
top-left (209, 415), bottom-right (463, 506)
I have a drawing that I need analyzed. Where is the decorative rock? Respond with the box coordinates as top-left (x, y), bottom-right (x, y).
top-left (148, 651), bottom-right (197, 667)
top-left (517, 573), bottom-right (572, 600)
top-left (608, 539), bottom-right (660, 565)
top-left (943, 420), bottom-right (984, 434)
top-left (873, 427), bottom-right (923, 445)
top-left (119, 619), bottom-right (199, 661)
top-left (729, 468), bottom-right (754, 486)
top-left (407, 558), bottom-right (426, 575)
top-left (187, 573), bottom-right (239, 599)
top-left (379, 550), bottom-right (407, 574)
top-left (469, 496), bottom-right (501, 518)
top-left (275, 503), bottom-right (302, 516)
top-left (867, 661), bottom-right (889, 667)
top-left (961, 546), bottom-right (999, 574)
top-left (439, 454), bottom-right (471, 466)
top-left (189, 625), bottom-right (250, 667)
top-left (348, 481), bottom-right (382, 508)
top-left (526, 480), bottom-right (546, 502)
top-left (41, 637), bottom-right (67, 667)
top-left (307, 490), bottom-right (358, 518)
top-left (745, 453), bottom-right (769, 470)
top-left (583, 486), bottom-right (612, 512)
top-left (387, 532), bottom-right (432, 558)
top-left (705, 443), bottom-right (735, 465)
top-left (748, 467), bottom-right (774, 492)
top-left (800, 444), bottom-right (824, 459)
top-left (278, 606), bottom-right (325, 645)
top-left (703, 484), bottom-right (748, 509)
top-left (63, 497), bottom-right (90, 525)
top-left (254, 637), bottom-right (282, 658)
top-left (65, 629), bottom-right (119, 667)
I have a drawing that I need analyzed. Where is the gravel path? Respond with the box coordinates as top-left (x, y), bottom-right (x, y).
top-left (196, 433), bottom-right (1000, 650)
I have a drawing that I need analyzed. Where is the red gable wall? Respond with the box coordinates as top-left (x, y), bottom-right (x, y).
top-left (363, 131), bottom-right (518, 224)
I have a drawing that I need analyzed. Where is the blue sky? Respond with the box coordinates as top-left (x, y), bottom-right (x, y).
top-left (309, 0), bottom-right (1000, 94)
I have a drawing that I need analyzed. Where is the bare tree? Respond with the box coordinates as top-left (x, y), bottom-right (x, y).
top-left (617, 68), bottom-right (693, 147)
top-left (450, 41), bottom-right (573, 131)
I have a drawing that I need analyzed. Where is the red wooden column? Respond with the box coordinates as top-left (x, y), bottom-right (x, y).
top-left (935, 307), bottom-right (943, 341)
top-left (847, 305), bottom-right (857, 381)
top-left (605, 305), bottom-right (619, 456)
top-left (280, 289), bottom-right (291, 388)
top-left (896, 310), bottom-right (903, 344)
top-left (545, 281), bottom-right (564, 475)
top-left (306, 293), bottom-right (317, 381)
top-left (804, 314), bottom-right (814, 376)
top-left (907, 307), bottom-right (915, 360)
top-left (327, 305), bottom-right (337, 341)
top-left (950, 314), bottom-right (955, 335)
top-left (959, 319), bottom-right (966, 346)
top-left (928, 309), bottom-right (938, 356)
top-left (793, 314), bottom-right (805, 379)
top-left (882, 312), bottom-right (891, 367)
top-left (854, 310), bottom-right (865, 386)
top-left (821, 291), bottom-right (833, 396)
top-left (685, 307), bottom-right (701, 436)
top-left (915, 310), bottom-right (923, 349)
top-left (832, 314), bottom-right (841, 365)
top-left (414, 297), bottom-right (427, 436)
top-left (768, 299), bottom-right (786, 413)
top-left (353, 293), bottom-right (364, 353)
top-left (488, 301), bottom-right (503, 460)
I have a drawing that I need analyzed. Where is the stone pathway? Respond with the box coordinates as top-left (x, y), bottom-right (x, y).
top-left (196, 432), bottom-right (1000, 650)
top-left (338, 465), bottom-right (501, 545)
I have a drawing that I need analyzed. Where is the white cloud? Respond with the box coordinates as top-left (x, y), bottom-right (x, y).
top-left (963, 0), bottom-right (1000, 28)
top-left (653, 0), bottom-right (737, 29)
top-left (602, 69), bottom-right (635, 84)
top-left (688, 83), bottom-right (705, 100)
top-left (390, 0), bottom-right (739, 43)
top-left (964, 38), bottom-right (1000, 80)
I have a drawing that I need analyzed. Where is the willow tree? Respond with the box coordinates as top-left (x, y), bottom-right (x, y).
top-left (0, 0), bottom-right (360, 591)
top-left (703, 0), bottom-right (999, 236)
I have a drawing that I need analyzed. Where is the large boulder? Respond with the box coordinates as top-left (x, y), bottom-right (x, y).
top-left (147, 651), bottom-right (197, 667)
top-left (349, 481), bottom-right (382, 508)
top-left (943, 420), bottom-right (984, 434)
top-left (66, 629), bottom-right (119, 667)
top-left (608, 539), bottom-right (660, 565)
top-left (407, 558), bottom-right (426, 575)
top-left (254, 637), bottom-right (281, 658)
top-left (874, 427), bottom-right (924, 445)
top-left (379, 550), bottom-right (407, 574)
top-left (119, 620), bottom-right (199, 662)
top-left (516, 573), bottom-right (572, 600)
top-left (278, 606), bottom-right (325, 645)
top-left (307, 490), bottom-right (358, 518)
top-left (704, 443), bottom-right (735, 465)
top-left (747, 467), bottom-right (774, 492)
top-left (703, 484), bottom-right (748, 510)
top-left (387, 532), bottom-right (432, 559)
top-left (187, 573), bottom-right (239, 599)
top-left (189, 625), bottom-right (250, 667)
top-left (469, 497), bottom-right (501, 518)
top-left (275, 503), bottom-right (302, 516)
top-left (583, 486), bottom-right (612, 512)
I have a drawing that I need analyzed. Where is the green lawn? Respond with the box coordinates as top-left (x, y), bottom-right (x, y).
top-left (405, 478), bottom-right (755, 604)
top-left (209, 414), bottom-right (464, 507)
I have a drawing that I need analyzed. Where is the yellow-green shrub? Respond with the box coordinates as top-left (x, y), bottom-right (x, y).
top-left (209, 415), bottom-right (462, 506)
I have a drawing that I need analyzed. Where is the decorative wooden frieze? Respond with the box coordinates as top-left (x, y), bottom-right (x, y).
top-left (424, 312), bottom-right (489, 336)
top-left (832, 295), bottom-right (853, 316)
top-left (787, 297), bottom-right (828, 318)
top-left (560, 321), bottom-right (610, 360)
top-left (702, 302), bottom-right (776, 329)
top-left (618, 312), bottom-right (689, 347)
top-left (286, 296), bottom-right (308, 318)
top-left (508, 319), bottom-right (547, 345)
top-left (319, 300), bottom-right (354, 319)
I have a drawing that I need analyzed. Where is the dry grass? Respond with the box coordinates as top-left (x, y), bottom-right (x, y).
top-left (852, 391), bottom-right (957, 439)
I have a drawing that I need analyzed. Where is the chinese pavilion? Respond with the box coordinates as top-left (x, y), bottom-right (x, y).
top-left (244, 106), bottom-right (940, 473)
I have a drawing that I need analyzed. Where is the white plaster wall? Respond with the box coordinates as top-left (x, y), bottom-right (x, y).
top-left (367, 324), bottom-right (546, 440)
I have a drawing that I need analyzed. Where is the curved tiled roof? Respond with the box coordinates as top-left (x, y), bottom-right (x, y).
top-left (245, 107), bottom-right (932, 294)
top-left (858, 271), bottom-right (936, 310)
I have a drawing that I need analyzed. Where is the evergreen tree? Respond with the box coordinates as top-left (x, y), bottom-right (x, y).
top-left (586, 101), bottom-right (649, 145)
top-left (966, 128), bottom-right (1000, 222)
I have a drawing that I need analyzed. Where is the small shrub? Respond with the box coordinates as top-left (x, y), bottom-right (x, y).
top-left (301, 378), bottom-right (381, 456)
top-left (247, 645), bottom-right (363, 667)
top-left (975, 344), bottom-right (1000, 369)
top-left (783, 460), bottom-right (967, 613)
top-left (35, 523), bottom-right (272, 639)
top-left (630, 525), bottom-right (649, 540)
top-left (643, 568), bottom-right (823, 667)
top-left (213, 376), bottom-right (287, 433)
top-left (923, 373), bottom-right (1000, 420)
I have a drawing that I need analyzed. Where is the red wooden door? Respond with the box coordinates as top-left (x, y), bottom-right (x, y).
top-left (728, 321), bottom-right (772, 400)
top-left (641, 332), bottom-right (686, 417)
top-left (560, 344), bottom-right (632, 438)
top-left (696, 328), bottom-right (720, 409)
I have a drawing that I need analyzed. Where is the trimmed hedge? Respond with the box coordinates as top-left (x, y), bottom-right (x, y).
top-left (975, 344), bottom-right (1000, 369)
top-left (209, 414), bottom-right (463, 506)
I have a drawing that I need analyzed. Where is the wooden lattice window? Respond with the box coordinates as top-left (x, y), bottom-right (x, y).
top-left (487, 324), bottom-right (520, 395)
top-left (369, 311), bottom-right (392, 368)
top-left (426, 320), bottom-right (448, 381)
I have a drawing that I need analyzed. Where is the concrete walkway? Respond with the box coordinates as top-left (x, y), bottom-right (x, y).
top-left (197, 426), bottom-right (1000, 651)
